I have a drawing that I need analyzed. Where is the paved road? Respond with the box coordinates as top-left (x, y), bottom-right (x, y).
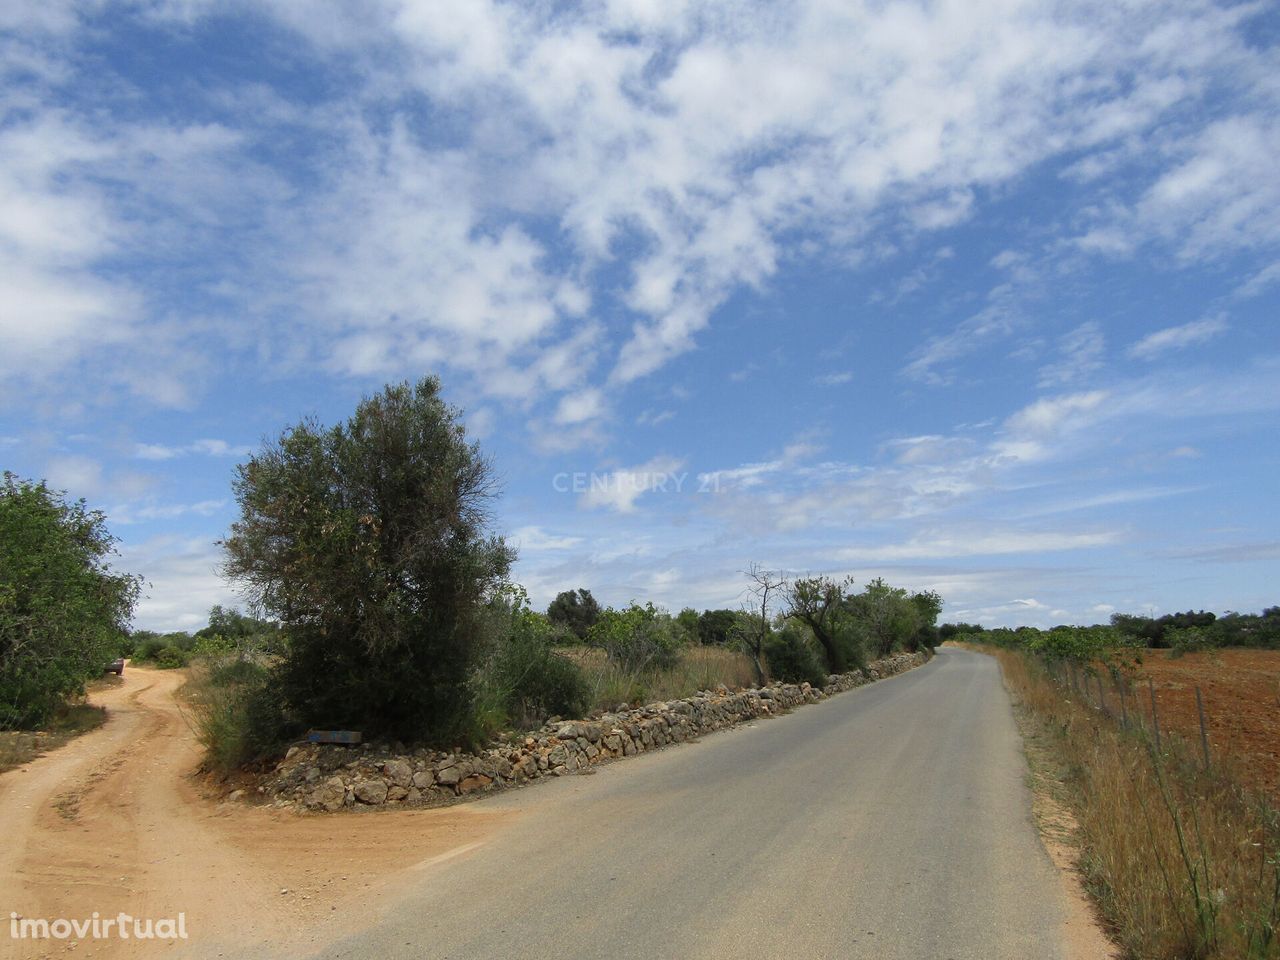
top-left (289, 648), bottom-right (1069, 960)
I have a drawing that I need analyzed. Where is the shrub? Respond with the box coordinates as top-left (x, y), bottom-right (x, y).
top-left (589, 603), bottom-right (683, 672)
top-left (1, 474), bottom-right (140, 728)
top-left (765, 623), bottom-right (828, 685)
top-left (221, 377), bottom-right (513, 744)
top-left (154, 646), bottom-right (189, 669)
top-left (186, 655), bottom-right (289, 772)
top-left (472, 587), bottom-right (590, 733)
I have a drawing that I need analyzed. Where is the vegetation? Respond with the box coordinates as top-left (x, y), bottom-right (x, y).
top-left (981, 644), bottom-right (1280, 960)
top-left (221, 377), bottom-right (513, 744)
top-left (1, 474), bottom-right (141, 729)
top-left (546, 588), bottom-right (601, 641)
top-left (0, 700), bottom-right (108, 773)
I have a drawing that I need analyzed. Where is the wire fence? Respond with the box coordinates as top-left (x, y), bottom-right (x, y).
top-left (1045, 657), bottom-right (1214, 770)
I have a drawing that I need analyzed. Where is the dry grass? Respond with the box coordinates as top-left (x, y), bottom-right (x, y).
top-left (0, 699), bottom-right (109, 773)
top-left (985, 646), bottom-right (1280, 959)
top-left (557, 644), bottom-right (758, 713)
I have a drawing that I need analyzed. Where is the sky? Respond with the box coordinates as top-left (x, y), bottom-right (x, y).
top-left (1, 0), bottom-right (1277, 632)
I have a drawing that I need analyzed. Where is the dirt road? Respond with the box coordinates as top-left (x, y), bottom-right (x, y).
top-left (0, 666), bottom-right (506, 959)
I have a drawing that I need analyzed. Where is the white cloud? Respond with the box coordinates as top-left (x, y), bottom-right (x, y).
top-left (134, 439), bottom-right (251, 460)
top-left (509, 525), bottom-right (584, 552)
top-left (1128, 315), bottom-right (1228, 360)
top-left (579, 454), bottom-right (686, 513)
top-left (815, 371), bottom-right (853, 386)
top-left (834, 530), bottom-right (1119, 562)
top-left (1038, 322), bottom-right (1105, 387)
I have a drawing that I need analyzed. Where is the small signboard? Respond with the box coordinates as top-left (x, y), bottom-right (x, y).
top-left (306, 729), bottom-right (363, 745)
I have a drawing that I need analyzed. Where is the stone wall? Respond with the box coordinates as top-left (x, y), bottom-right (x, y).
top-left (261, 650), bottom-right (930, 813)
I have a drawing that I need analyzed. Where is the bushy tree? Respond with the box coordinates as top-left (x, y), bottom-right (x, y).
top-left (765, 622), bottom-right (828, 686)
top-left (1, 474), bottom-right (141, 728)
top-left (846, 578), bottom-right (922, 658)
top-left (786, 575), bottom-right (862, 672)
top-left (697, 608), bottom-right (740, 646)
top-left (588, 603), bottom-right (683, 671)
top-left (546, 588), bottom-right (601, 640)
top-left (221, 377), bottom-right (513, 743)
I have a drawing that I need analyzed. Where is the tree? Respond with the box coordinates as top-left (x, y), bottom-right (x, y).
top-left (697, 608), bottom-right (740, 646)
top-left (221, 377), bottom-right (514, 743)
top-left (1, 474), bottom-right (141, 728)
top-left (546, 588), bottom-right (601, 640)
top-left (737, 563), bottom-right (784, 686)
top-left (848, 578), bottom-right (921, 657)
top-left (786, 574), bottom-right (858, 672)
top-left (674, 607), bottom-right (700, 643)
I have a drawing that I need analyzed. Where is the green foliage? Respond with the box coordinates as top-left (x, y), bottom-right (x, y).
top-left (221, 377), bottom-right (514, 744)
top-left (187, 654), bottom-right (289, 772)
top-left (675, 607), bottom-right (700, 643)
top-left (1111, 609), bottom-right (1280, 651)
top-left (0, 474), bottom-right (141, 729)
top-left (588, 603), bottom-right (684, 672)
top-left (696, 609), bottom-right (739, 646)
top-left (546, 588), bottom-right (601, 641)
top-left (787, 575), bottom-right (872, 672)
top-left (765, 622), bottom-right (828, 685)
top-left (153, 646), bottom-right (189, 669)
top-left (846, 578), bottom-right (922, 659)
top-left (473, 586), bottom-right (590, 733)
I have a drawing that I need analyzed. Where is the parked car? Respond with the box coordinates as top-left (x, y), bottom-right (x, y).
top-left (105, 658), bottom-right (125, 676)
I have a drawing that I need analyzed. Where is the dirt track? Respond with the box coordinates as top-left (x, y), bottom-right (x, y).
top-left (0, 665), bottom-right (507, 959)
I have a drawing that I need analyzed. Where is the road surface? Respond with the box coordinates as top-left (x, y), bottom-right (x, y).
top-left (292, 647), bottom-right (1080, 960)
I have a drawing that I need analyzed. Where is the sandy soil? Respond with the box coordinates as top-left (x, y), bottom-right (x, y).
top-left (0, 665), bottom-right (509, 960)
top-left (1136, 648), bottom-right (1280, 799)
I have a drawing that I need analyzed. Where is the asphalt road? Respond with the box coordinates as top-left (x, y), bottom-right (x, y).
top-left (293, 647), bottom-right (1069, 960)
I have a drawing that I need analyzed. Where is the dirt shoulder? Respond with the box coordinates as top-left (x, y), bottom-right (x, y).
top-left (0, 664), bottom-right (511, 959)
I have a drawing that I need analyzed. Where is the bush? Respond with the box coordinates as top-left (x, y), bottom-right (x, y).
top-left (765, 623), bottom-right (828, 685)
top-left (221, 377), bottom-right (514, 744)
top-left (589, 603), bottom-right (683, 672)
top-left (154, 646), bottom-right (189, 669)
top-left (472, 587), bottom-right (590, 734)
top-left (186, 655), bottom-right (289, 772)
top-left (1, 474), bottom-right (140, 728)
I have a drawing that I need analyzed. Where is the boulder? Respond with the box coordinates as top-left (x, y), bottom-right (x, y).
top-left (304, 776), bottom-right (347, 812)
top-left (354, 780), bottom-right (389, 805)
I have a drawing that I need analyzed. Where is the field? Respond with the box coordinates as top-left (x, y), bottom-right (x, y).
top-left (1137, 648), bottom-right (1280, 801)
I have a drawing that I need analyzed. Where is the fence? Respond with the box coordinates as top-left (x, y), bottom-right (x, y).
top-left (1044, 657), bottom-right (1214, 770)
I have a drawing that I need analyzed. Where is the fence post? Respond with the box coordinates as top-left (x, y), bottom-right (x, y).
top-left (1119, 678), bottom-right (1129, 729)
top-left (1195, 686), bottom-right (1211, 770)
top-left (1149, 678), bottom-right (1161, 751)
top-left (1097, 673), bottom-right (1108, 717)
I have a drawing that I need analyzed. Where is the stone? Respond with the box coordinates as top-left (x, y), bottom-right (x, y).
top-left (304, 776), bottom-right (346, 812)
top-left (386, 785), bottom-right (408, 802)
top-left (383, 759), bottom-right (412, 788)
top-left (411, 770), bottom-right (435, 789)
top-left (458, 774), bottom-right (493, 795)
top-left (354, 780), bottom-right (389, 805)
top-left (436, 764), bottom-right (462, 786)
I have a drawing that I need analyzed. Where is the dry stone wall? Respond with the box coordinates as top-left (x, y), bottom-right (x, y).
top-left (261, 650), bottom-right (930, 813)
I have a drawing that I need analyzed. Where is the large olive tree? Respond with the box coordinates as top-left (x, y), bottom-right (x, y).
top-left (222, 378), bottom-right (513, 742)
top-left (1, 474), bottom-right (140, 728)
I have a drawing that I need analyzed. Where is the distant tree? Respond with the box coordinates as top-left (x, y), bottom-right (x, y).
top-left (1, 474), bottom-right (141, 728)
top-left (546, 589), bottom-right (601, 640)
top-left (846, 578), bottom-right (921, 658)
top-left (908, 590), bottom-right (944, 652)
top-left (737, 563), bottom-right (784, 686)
top-left (675, 607), bottom-right (700, 643)
top-left (696, 609), bottom-right (739, 646)
top-left (786, 575), bottom-right (858, 672)
top-left (222, 377), bottom-right (514, 743)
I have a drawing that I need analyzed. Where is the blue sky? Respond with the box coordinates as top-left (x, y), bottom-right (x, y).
top-left (2, 0), bottom-right (1277, 631)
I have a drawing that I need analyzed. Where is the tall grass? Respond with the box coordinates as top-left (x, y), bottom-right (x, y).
top-left (988, 646), bottom-right (1280, 959)
top-left (558, 645), bottom-right (758, 713)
